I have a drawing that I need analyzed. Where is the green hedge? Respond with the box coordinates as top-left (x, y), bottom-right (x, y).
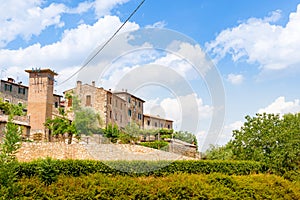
top-left (139, 140), bottom-right (169, 149)
top-left (9, 173), bottom-right (300, 199)
top-left (17, 159), bottom-right (267, 178)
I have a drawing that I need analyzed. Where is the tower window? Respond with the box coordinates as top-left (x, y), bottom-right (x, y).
top-left (86, 95), bottom-right (91, 106)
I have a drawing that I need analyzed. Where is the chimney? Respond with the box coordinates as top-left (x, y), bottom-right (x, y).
top-left (77, 80), bottom-right (82, 88)
top-left (92, 81), bottom-right (95, 87)
top-left (7, 77), bottom-right (15, 83)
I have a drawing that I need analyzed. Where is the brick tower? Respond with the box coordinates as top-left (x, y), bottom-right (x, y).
top-left (25, 68), bottom-right (57, 139)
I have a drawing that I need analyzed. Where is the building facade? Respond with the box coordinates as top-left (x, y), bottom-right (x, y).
top-left (143, 114), bottom-right (173, 130)
top-left (0, 78), bottom-right (28, 108)
top-left (64, 81), bottom-right (146, 129)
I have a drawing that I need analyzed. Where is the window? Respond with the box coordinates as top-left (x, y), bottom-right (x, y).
top-left (128, 96), bottom-right (131, 103)
top-left (120, 103), bottom-right (122, 109)
top-left (138, 113), bottom-right (142, 120)
top-left (167, 124), bottom-right (171, 129)
top-left (154, 122), bottom-right (158, 127)
top-left (161, 123), bottom-right (163, 128)
top-left (54, 102), bottom-right (59, 108)
top-left (109, 97), bottom-right (112, 104)
top-left (147, 120), bottom-right (150, 126)
top-left (128, 109), bottom-right (132, 117)
top-left (138, 101), bottom-right (141, 107)
top-left (115, 99), bottom-right (118, 107)
top-left (115, 113), bottom-right (118, 121)
top-left (18, 87), bottom-right (26, 94)
top-left (68, 98), bottom-right (72, 107)
top-left (4, 84), bottom-right (12, 92)
top-left (86, 95), bottom-right (91, 106)
top-left (110, 111), bottom-right (112, 119)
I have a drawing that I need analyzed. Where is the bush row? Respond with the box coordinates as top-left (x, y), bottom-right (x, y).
top-left (139, 140), bottom-right (169, 149)
top-left (16, 159), bottom-right (267, 178)
top-left (9, 173), bottom-right (300, 199)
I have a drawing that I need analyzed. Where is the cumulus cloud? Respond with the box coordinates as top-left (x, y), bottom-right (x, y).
top-left (145, 21), bottom-right (167, 29)
top-left (206, 4), bottom-right (300, 70)
top-left (258, 96), bottom-right (300, 115)
top-left (0, 15), bottom-right (139, 87)
top-left (227, 73), bottom-right (244, 85)
top-left (0, 0), bottom-right (67, 48)
top-left (93, 0), bottom-right (130, 18)
top-left (144, 93), bottom-right (213, 132)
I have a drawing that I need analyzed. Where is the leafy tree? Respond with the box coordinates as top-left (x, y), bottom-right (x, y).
top-left (229, 113), bottom-right (300, 174)
top-left (103, 123), bottom-right (120, 143)
top-left (66, 93), bottom-right (103, 136)
top-left (44, 108), bottom-right (78, 144)
top-left (204, 145), bottom-right (233, 160)
top-left (0, 106), bottom-right (23, 198)
top-left (121, 122), bottom-right (142, 143)
top-left (0, 98), bottom-right (25, 116)
top-left (173, 131), bottom-right (198, 146)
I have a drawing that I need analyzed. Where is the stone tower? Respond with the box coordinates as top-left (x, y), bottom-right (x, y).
top-left (25, 68), bottom-right (57, 138)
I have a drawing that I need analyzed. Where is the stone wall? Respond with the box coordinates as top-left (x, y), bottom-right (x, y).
top-left (169, 143), bottom-right (197, 158)
top-left (16, 142), bottom-right (94, 162)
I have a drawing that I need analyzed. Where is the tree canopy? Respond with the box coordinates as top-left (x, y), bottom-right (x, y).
top-left (207, 113), bottom-right (300, 174)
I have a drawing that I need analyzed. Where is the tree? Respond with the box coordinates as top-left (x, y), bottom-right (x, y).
top-left (0, 106), bottom-right (23, 198)
top-left (121, 122), bottom-right (142, 143)
top-left (44, 108), bottom-right (78, 144)
top-left (103, 123), bottom-right (119, 143)
top-left (66, 93), bottom-right (103, 136)
top-left (173, 131), bottom-right (198, 146)
top-left (0, 98), bottom-right (25, 116)
top-left (205, 145), bottom-right (233, 160)
top-left (229, 113), bottom-right (300, 174)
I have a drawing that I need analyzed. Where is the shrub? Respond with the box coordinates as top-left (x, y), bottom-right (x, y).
top-left (17, 159), bottom-right (267, 178)
top-left (139, 141), bottom-right (169, 150)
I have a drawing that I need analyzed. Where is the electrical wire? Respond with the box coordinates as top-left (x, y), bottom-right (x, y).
top-left (57, 0), bottom-right (146, 86)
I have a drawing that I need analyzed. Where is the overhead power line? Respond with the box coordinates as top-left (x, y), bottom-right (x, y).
top-left (57, 0), bottom-right (146, 86)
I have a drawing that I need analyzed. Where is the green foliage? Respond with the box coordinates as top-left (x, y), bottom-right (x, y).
top-left (139, 140), bottom-right (169, 150)
top-left (173, 130), bottom-right (198, 146)
top-left (12, 173), bottom-right (300, 199)
top-left (0, 115), bottom-right (22, 198)
top-left (0, 98), bottom-right (25, 116)
top-left (205, 145), bottom-right (233, 160)
top-left (37, 157), bottom-right (59, 186)
top-left (44, 109), bottom-right (78, 144)
top-left (0, 117), bottom-right (22, 162)
top-left (16, 159), bottom-right (266, 178)
top-left (103, 123), bottom-right (120, 143)
top-left (120, 122), bottom-right (142, 143)
top-left (159, 128), bottom-right (174, 135)
top-left (230, 113), bottom-right (300, 174)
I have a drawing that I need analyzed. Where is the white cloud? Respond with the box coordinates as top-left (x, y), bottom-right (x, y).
top-left (258, 96), bottom-right (300, 115)
top-left (227, 73), bottom-right (244, 85)
top-left (0, 15), bottom-right (139, 85)
top-left (144, 93), bottom-right (213, 132)
top-left (206, 4), bottom-right (300, 70)
top-left (216, 120), bottom-right (244, 146)
top-left (145, 21), bottom-right (167, 29)
top-left (93, 0), bottom-right (130, 18)
top-left (0, 0), bottom-right (67, 48)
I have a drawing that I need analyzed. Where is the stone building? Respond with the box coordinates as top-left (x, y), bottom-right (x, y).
top-left (0, 78), bottom-right (28, 108)
top-left (113, 91), bottom-right (145, 128)
top-left (143, 114), bottom-right (173, 130)
top-left (25, 69), bottom-right (59, 138)
top-left (64, 81), bottom-right (146, 129)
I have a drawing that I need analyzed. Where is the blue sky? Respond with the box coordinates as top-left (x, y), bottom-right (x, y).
top-left (1, 0), bottom-right (300, 150)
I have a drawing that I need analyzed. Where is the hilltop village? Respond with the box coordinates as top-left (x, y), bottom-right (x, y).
top-left (0, 68), bottom-right (173, 140)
